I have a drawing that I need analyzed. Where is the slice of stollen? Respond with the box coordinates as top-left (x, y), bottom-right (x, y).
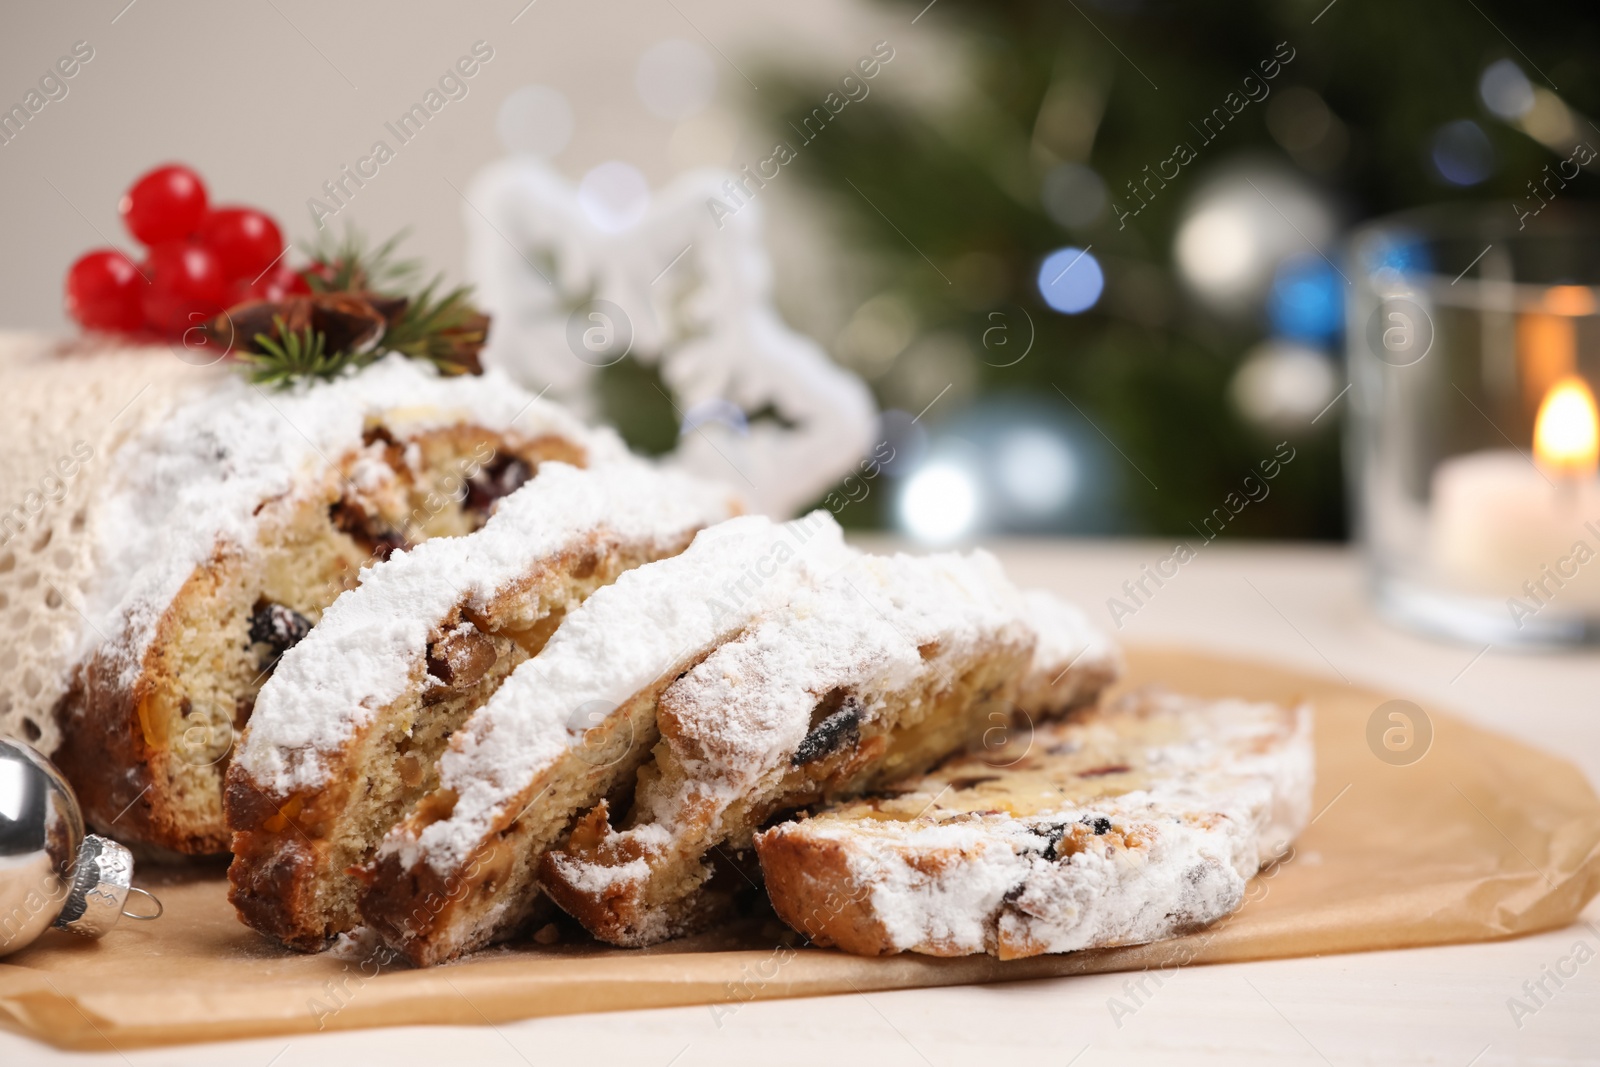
top-left (358, 510), bottom-right (855, 966)
top-left (539, 550), bottom-right (1071, 946)
top-left (1014, 590), bottom-right (1122, 719)
top-left (755, 689), bottom-right (1313, 959)
top-left (225, 460), bottom-right (734, 951)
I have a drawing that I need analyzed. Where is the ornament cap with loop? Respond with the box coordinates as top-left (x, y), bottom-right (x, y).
top-left (52, 834), bottom-right (137, 939)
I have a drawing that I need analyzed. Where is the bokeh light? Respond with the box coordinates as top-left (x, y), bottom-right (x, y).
top-left (1479, 59), bottom-right (1535, 121)
top-left (1430, 120), bottom-right (1495, 186)
top-left (1230, 340), bottom-right (1339, 431)
top-left (899, 461), bottom-right (979, 543)
top-left (1268, 253), bottom-right (1344, 343)
top-left (1037, 246), bottom-right (1104, 314)
top-left (1173, 167), bottom-right (1335, 314)
top-left (995, 427), bottom-right (1077, 515)
top-left (1359, 227), bottom-right (1432, 279)
top-left (1041, 164), bottom-right (1107, 229)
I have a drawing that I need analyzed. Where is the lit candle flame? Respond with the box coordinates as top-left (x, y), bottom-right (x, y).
top-left (1533, 376), bottom-right (1600, 478)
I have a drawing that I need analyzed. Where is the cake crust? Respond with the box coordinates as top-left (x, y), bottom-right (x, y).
top-left (755, 689), bottom-right (1314, 959)
top-left (224, 461), bottom-right (734, 949)
top-left (538, 551), bottom-right (1061, 947)
top-left (358, 511), bottom-right (855, 966)
top-left (50, 356), bottom-right (629, 854)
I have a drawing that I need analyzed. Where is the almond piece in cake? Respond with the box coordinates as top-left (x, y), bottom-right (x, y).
top-left (755, 689), bottom-right (1313, 959)
top-left (224, 460), bottom-right (734, 951)
top-left (538, 551), bottom-right (1093, 946)
top-left (357, 510), bottom-right (855, 966)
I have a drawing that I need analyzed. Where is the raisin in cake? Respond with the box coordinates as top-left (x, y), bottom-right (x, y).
top-left (357, 511), bottom-right (855, 966)
top-left (540, 561), bottom-right (1118, 946)
top-left (47, 352), bottom-right (626, 854)
top-left (225, 461), bottom-right (734, 950)
top-left (755, 689), bottom-right (1313, 959)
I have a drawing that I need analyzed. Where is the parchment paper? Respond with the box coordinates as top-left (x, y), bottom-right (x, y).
top-left (2, 646), bottom-right (1597, 1050)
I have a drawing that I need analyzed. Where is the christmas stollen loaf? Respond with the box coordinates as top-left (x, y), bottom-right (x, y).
top-left (225, 461), bottom-right (736, 950)
top-left (540, 560), bottom-right (1119, 947)
top-left (358, 511), bottom-right (856, 966)
top-left (754, 689), bottom-right (1313, 959)
top-left (28, 346), bottom-right (625, 854)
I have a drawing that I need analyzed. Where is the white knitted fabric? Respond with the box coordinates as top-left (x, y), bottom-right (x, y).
top-left (0, 332), bottom-right (226, 752)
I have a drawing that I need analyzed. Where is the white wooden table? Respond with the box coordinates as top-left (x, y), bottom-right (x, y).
top-left (5, 541), bottom-right (1597, 1066)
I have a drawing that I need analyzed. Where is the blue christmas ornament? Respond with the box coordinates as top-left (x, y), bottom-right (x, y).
top-left (1360, 228), bottom-right (1432, 277)
top-left (1267, 254), bottom-right (1344, 343)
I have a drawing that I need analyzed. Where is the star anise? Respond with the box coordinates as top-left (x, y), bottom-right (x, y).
top-left (210, 292), bottom-right (406, 357)
top-left (212, 230), bottom-right (492, 387)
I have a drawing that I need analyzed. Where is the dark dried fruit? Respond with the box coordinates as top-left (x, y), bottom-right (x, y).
top-left (465, 455), bottom-right (533, 515)
top-left (1078, 764), bottom-right (1132, 779)
top-left (1038, 823), bottom-right (1068, 861)
top-left (792, 694), bottom-right (862, 766)
top-left (248, 601), bottom-right (312, 669)
top-left (329, 499), bottom-right (406, 561)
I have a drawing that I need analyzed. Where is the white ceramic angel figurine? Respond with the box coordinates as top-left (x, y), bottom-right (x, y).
top-left (463, 157), bottom-right (876, 517)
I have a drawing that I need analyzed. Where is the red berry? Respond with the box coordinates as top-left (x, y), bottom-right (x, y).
top-left (199, 206), bottom-right (284, 280)
top-left (65, 249), bottom-right (147, 333)
top-left (142, 241), bottom-right (229, 337)
top-left (231, 262), bottom-right (311, 304)
top-left (119, 164), bottom-right (208, 246)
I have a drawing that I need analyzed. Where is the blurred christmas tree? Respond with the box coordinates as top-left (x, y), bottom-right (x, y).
top-left (751, 0), bottom-right (1600, 539)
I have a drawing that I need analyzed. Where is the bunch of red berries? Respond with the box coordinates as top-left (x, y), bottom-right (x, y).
top-left (64, 163), bottom-right (309, 339)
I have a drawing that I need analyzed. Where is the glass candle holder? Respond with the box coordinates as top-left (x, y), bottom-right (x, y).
top-left (1349, 206), bottom-right (1600, 647)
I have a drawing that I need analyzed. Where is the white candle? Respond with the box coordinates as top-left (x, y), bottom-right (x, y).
top-left (1429, 376), bottom-right (1600, 610)
top-left (1430, 450), bottom-right (1600, 606)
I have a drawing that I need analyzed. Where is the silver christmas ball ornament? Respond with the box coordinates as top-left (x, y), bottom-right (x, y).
top-left (0, 737), bottom-right (158, 956)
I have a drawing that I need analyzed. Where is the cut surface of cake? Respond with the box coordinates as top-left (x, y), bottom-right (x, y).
top-left (754, 689), bottom-right (1313, 959)
top-left (49, 353), bottom-right (626, 854)
top-left (357, 510), bottom-right (855, 966)
top-left (539, 559), bottom-right (1121, 946)
top-left (1014, 589), bottom-right (1122, 718)
top-left (225, 460), bottom-right (735, 950)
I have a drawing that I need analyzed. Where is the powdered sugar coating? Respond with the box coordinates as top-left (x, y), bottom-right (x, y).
top-left (235, 460), bottom-right (733, 793)
top-left (656, 550), bottom-right (1030, 810)
top-left (829, 779), bottom-right (1270, 956)
top-left (402, 510), bottom-right (855, 874)
top-left (1019, 589), bottom-right (1122, 698)
top-left (759, 691), bottom-right (1314, 957)
top-left (82, 355), bottom-right (625, 683)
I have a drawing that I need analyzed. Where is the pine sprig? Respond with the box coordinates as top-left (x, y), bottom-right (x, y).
top-left (238, 317), bottom-right (357, 387)
top-left (380, 276), bottom-right (486, 375)
top-left (235, 230), bottom-right (490, 388)
top-left (302, 228), bottom-right (420, 294)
